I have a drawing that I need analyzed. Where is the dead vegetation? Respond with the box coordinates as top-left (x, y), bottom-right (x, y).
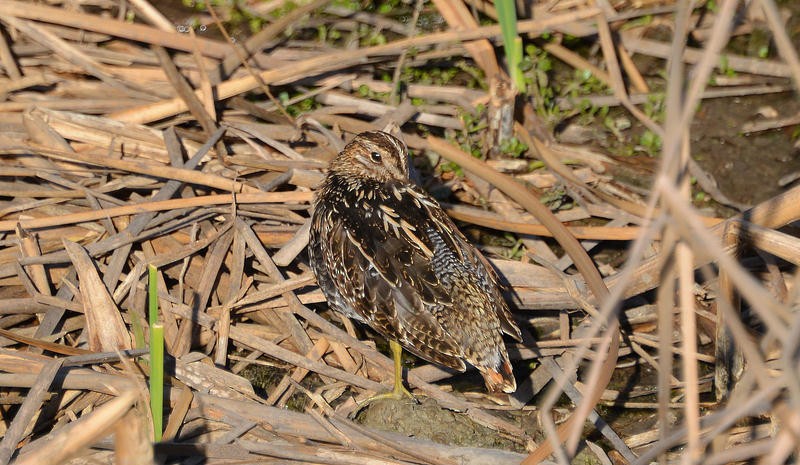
top-left (0, 0), bottom-right (799, 464)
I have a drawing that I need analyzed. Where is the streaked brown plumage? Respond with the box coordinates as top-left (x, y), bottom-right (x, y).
top-left (308, 131), bottom-right (521, 393)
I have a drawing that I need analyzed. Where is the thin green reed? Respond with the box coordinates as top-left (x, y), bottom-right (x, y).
top-left (496, 0), bottom-right (524, 90)
top-left (147, 264), bottom-right (164, 442)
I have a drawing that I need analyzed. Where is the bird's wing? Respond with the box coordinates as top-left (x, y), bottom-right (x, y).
top-left (440, 220), bottom-right (522, 342)
top-left (392, 186), bottom-right (523, 342)
top-left (464, 238), bottom-right (523, 342)
top-left (328, 220), bottom-right (466, 371)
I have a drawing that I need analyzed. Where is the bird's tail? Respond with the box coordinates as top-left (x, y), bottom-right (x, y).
top-left (479, 358), bottom-right (516, 393)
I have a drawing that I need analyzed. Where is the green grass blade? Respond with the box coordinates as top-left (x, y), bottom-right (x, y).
top-left (147, 264), bottom-right (164, 442)
top-left (495, 0), bottom-right (523, 89)
top-left (495, 0), bottom-right (516, 53)
top-left (511, 36), bottom-right (524, 89)
top-left (149, 323), bottom-right (164, 442)
top-left (147, 264), bottom-right (158, 326)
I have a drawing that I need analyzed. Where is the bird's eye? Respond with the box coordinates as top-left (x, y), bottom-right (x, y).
top-left (370, 151), bottom-right (382, 163)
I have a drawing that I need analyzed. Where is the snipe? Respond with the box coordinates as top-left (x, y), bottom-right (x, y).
top-left (308, 131), bottom-right (521, 397)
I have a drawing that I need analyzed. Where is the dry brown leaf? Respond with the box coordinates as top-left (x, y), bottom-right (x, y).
top-left (62, 240), bottom-right (131, 352)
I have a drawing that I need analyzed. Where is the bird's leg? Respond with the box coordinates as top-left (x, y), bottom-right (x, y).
top-left (388, 339), bottom-right (415, 400)
top-left (361, 339), bottom-right (416, 404)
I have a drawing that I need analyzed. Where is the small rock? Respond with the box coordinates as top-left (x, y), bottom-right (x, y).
top-left (557, 123), bottom-right (598, 145)
top-left (756, 105), bottom-right (778, 119)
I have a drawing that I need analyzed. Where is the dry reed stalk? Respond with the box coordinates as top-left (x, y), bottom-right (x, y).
top-left (108, 8), bottom-right (601, 125)
top-left (0, 0), bottom-right (229, 58)
top-left (622, 36), bottom-right (795, 78)
top-left (0, 192), bottom-right (313, 232)
top-left (0, 359), bottom-right (62, 465)
top-left (431, 0), bottom-right (500, 79)
top-left (13, 388), bottom-right (141, 465)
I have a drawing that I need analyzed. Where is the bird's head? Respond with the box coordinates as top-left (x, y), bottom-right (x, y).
top-left (327, 131), bottom-right (410, 183)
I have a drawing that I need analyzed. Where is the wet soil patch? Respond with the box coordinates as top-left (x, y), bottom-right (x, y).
top-left (691, 93), bottom-right (800, 206)
top-left (356, 398), bottom-right (527, 452)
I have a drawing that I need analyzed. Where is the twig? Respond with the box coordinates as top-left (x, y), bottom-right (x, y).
top-left (0, 359), bottom-right (63, 465)
top-left (0, 192), bottom-right (312, 232)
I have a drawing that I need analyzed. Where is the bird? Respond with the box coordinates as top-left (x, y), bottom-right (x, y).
top-left (308, 131), bottom-right (521, 398)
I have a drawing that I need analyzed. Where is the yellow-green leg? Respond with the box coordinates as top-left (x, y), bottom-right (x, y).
top-left (388, 340), bottom-right (415, 399)
top-left (363, 340), bottom-right (416, 403)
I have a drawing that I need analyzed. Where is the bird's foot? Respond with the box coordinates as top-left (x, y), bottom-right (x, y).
top-left (361, 382), bottom-right (417, 406)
